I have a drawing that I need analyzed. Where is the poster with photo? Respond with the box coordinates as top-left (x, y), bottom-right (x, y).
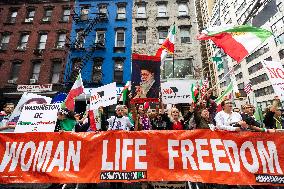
top-left (131, 54), bottom-right (161, 104)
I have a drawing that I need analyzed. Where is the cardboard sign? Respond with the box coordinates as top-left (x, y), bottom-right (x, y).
top-left (9, 92), bottom-right (52, 123)
top-left (90, 82), bottom-right (117, 110)
top-left (263, 61), bottom-right (284, 101)
top-left (161, 80), bottom-right (194, 104)
top-left (15, 104), bottom-right (60, 133)
top-left (0, 130), bottom-right (284, 186)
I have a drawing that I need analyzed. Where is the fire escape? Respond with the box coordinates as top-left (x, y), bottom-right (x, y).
top-left (64, 5), bottom-right (109, 88)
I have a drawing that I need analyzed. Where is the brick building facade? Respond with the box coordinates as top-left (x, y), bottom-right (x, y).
top-left (0, 0), bottom-right (74, 104)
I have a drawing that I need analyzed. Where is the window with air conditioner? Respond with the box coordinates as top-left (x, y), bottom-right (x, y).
top-left (95, 31), bottom-right (105, 48)
top-left (17, 34), bottom-right (29, 50)
top-left (178, 3), bottom-right (188, 16)
top-left (51, 61), bottom-right (61, 84)
top-left (56, 33), bottom-right (66, 49)
top-left (25, 9), bottom-right (35, 23)
top-left (37, 33), bottom-right (47, 50)
top-left (180, 27), bottom-right (191, 43)
top-left (0, 34), bottom-right (10, 50)
top-left (80, 6), bottom-right (89, 21)
top-left (115, 29), bottom-right (125, 47)
top-left (10, 62), bottom-right (21, 82)
top-left (117, 5), bottom-right (126, 20)
top-left (92, 59), bottom-right (103, 83)
top-left (31, 61), bottom-right (41, 81)
top-left (7, 10), bottom-right (17, 23)
top-left (137, 29), bottom-right (146, 44)
top-left (62, 8), bottom-right (70, 22)
top-left (157, 4), bottom-right (167, 17)
top-left (42, 9), bottom-right (52, 22)
top-left (137, 4), bottom-right (146, 18)
top-left (114, 59), bottom-right (124, 84)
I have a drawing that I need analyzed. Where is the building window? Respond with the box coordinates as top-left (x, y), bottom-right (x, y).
top-left (137, 4), bottom-right (146, 18)
top-left (62, 8), bottom-right (70, 22)
top-left (275, 33), bottom-right (284, 46)
top-left (180, 27), bottom-right (190, 43)
top-left (92, 59), bottom-right (103, 84)
top-left (117, 5), bottom-right (126, 20)
top-left (0, 33), bottom-right (11, 50)
top-left (279, 49), bottom-right (284, 59)
top-left (99, 4), bottom-right (108, 14)
top-left (7, 10), bottom-right (17, 23)
top-left (51, 60), bottom-right (61, 84)
top-left (158, 28), bottom-right (168, 44)
top-left (80, 6), bottom-right (89, 21)
top-left (163, 59), bottom-right (193, 79)
top-left (95, 30), bottom-right (105, 48)
top-left (137, 29), bottom-right (146, 44)
top-left (72, 58), bottom-right (83, 73)
top-left (56, 33), bottom-right (66, 49)
top-left (114, 59), bottom-right (124, 84)
top-left (17, 33), bottom-right (29, 50)
top-left (75, 29), bottom-right (85, 49)
top-left (178, 4), bottom-right (189, 16)
top-left (157, 4), bottom-right (167, 17)
top-left (42, 9), bottom-right (52, 22)
top-left (31, 61), bottom-right (41, 80)
top-left (37, 33), bottom-right (48, 50)
top-left (25, 9), bottom-right (35, 23)
top-left (115, 29), bottom-right (125, 47)
top-left (10, 62), bottom-right (21, 82)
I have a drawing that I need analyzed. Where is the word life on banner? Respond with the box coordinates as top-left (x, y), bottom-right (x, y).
top-left (15, 104), bottom-right (60, 133)
top-left (0, 130), bottom-right (284, 186)
top-left (161, 80), bottom-right (193, 104)
top-left (90, 82), bottom-right (117, 110)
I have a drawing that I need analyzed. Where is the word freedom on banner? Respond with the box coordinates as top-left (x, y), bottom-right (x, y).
top-left (161, 80), bottom-right (193, 104)
top-left (15, 104), bottom-right (60, 133)
top-left (0, 130), bottom-right (283, 186)
top-left (90, 82), bottom-right (117, 110)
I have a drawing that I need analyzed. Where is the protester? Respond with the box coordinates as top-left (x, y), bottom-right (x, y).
top-left (0, 103), bottom-right (16, 132)
top-left (214, 100), bottom-right (248, 131)
top-left (55, 108), bottom-right (76, 131)
top-left (134, 104), bottom-right (152, 131)
top-left (241, 104), bottom-right (275, 132)
top-left (107, 105), bottom-right (133, 130)
top-left (151, 109), bottom-right (167, 130)
top-left (74, 111), bottom-right (90, 132)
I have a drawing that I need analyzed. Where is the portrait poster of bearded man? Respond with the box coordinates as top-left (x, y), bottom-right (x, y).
top-left (131, 54), bottom-right (161, 104)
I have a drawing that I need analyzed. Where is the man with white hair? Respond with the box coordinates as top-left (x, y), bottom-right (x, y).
top-left (107, 105), bottom-right (133, 131)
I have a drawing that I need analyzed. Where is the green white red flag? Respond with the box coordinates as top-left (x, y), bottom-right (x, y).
top-left (197, 25), bottom-right (272, 62)
top-left (156, 24), bottom-right (176, 64)
top-left (64, 73), bottom-right (84, 111)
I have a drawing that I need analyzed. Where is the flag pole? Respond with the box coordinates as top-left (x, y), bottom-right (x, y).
top-left (172, 53), bottom-right (175, 78)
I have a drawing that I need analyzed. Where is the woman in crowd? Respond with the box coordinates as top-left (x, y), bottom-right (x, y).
top-left (134, 104), bottom-right (152, 131)
top-left (214, 100), bottom-right (248, 131)
top-left (107, 105), bottom-right (133, 131)
top-left (55, 108), bottom-right (76, 132)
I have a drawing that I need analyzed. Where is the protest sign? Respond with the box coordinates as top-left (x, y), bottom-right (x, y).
top-left (17, 84), bottom-right (53, 93)
top-left (131, 54), bottom-right (161, 104)
top-left (161, 80), bottom-right (194, 104)
top-left (0, 130), bottom-right (284, 186)
top-left (90, 82), bottom-right (117, 110)
top-left (9, 92), bottom-right (52, 123)
top-left (262, 61), bottom-right (284, 101)
top-left (14, 104), bottom-right (60, 133)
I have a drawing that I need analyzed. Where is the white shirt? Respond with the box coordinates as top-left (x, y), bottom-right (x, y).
top-left (107, 116), bottom-right (133, 131)
top-left (214, 111), bottom-right (242, 131)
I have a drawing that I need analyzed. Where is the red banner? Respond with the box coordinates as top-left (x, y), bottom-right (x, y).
top-left (0, 130), bottom-right (284, 185)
